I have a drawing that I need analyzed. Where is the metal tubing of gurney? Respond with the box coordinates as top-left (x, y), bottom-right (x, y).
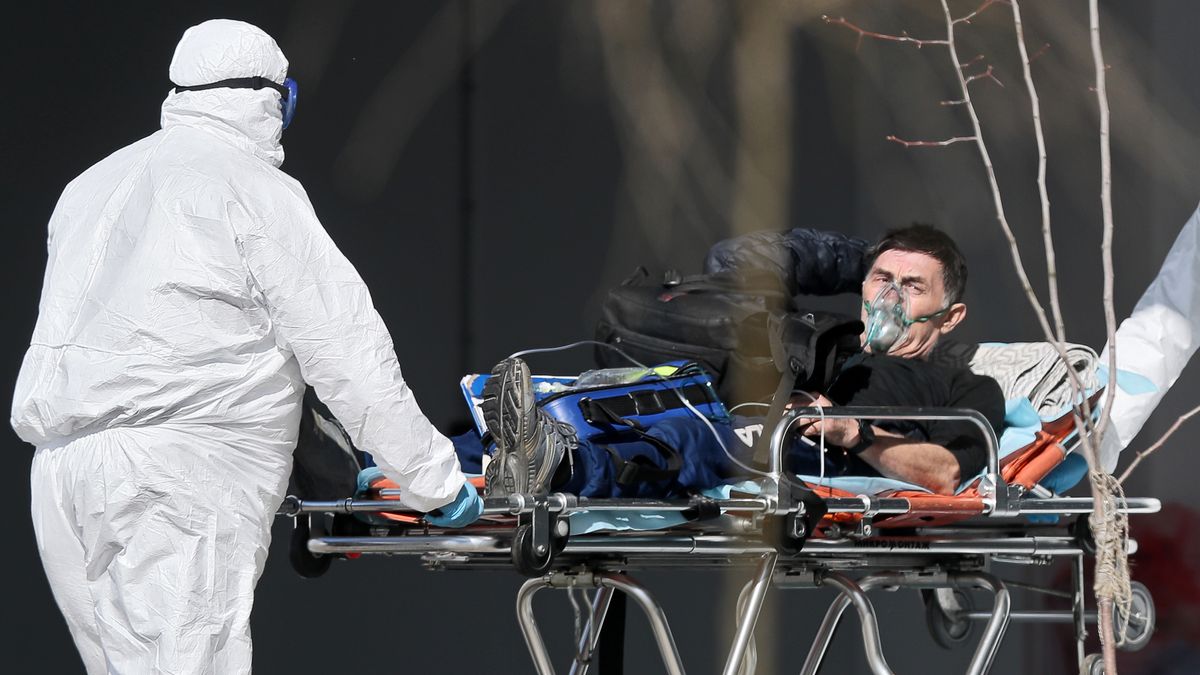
top-left (773, 406), bottom-right (1004, 512)
top-left (966, 610), bottom-right (1098, 624)
top-left (309, 535), bottom-right (506, 555)
top-left (307, 532), bottom-right (1096, 557)
top-left (961, 572), bottom-right (1012, 675)
top-left (1014, 496), bottom-right (1161, 514)
top-left (281, 494), bottom-right (917, 518)
top-left (721, 553), bottom-right (777, 675)
top-left (574, 498), bottom-right (768, 512)
top-left (563, 534), bottom-right (1091, 556)
top-left (1073, 554), bottom-right (1089, 659)
top-left (282, 495), bottom-right (560, 516)
top-left (803, 572), bottom-right (895, 675)
top-left (800, 571), bottom-right (1010, 675)
top-left (281, 492), bottom-right (1156, 519)
top-left (768, 403), bottom-right (1003, 514)
top-left (598, 574), bottom-right (687, 675)
top-left (518, 574), bottom-right (685, 675)
top-left (279, 497), bottom-right (534, 516)
top-left (384, 492), bottom-right (774, 513)
top-left (516, 579), bottom-right (558, 675)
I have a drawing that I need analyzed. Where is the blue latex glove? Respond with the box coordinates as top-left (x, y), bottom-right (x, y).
top-left (424, 482), bottom-right (484, 528)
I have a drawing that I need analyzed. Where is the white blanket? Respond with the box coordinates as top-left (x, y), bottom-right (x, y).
top-left (932, 340), bottom-right (1099, 416)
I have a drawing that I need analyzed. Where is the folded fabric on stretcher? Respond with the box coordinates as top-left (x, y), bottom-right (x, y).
top-left (931, 340), bottom-right (1100, 416)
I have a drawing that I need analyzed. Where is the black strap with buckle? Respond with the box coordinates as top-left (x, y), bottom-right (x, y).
top-left (585, 400), bottom-right (683, 487)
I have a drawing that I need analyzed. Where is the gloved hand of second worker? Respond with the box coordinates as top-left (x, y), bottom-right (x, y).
top-left (424, 482), bottom-right (484, 528)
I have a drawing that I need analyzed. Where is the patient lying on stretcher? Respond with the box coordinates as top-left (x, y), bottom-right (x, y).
top-left (471, 225), bottom-right (1005, 497)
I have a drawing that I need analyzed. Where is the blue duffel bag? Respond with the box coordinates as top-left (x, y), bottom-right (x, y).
top-left (539, 361), bottom-right (729, 440)
top-left (539, 362), bottom-right (737, 498)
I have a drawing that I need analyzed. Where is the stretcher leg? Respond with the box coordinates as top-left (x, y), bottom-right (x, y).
top-left (799, 574), bottom-right (854, 675)
top-left (800, 571), bottom-right (1011, 675)
top-left (721, 552), bottom-right (778, 675)
top-left (516, 572), bottom-right (685, 675)
top-left (1073, 554), bottom-right (1088, 668)
top-left (598, 573), bottom-right (686, 675)
top-left (806, 572), bottom-right (895, 675)
top-left (958, 572), bottom-right (1011, 675)
top-left (517, 578), bottom-right (558, 675)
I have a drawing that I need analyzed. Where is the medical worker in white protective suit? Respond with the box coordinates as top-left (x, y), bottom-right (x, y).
top-left (12, 19), bottom-right (482, 673)
top-left (1099, 203), bottom-right (1200, 471)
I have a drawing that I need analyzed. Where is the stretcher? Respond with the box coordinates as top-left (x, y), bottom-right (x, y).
top-left (280, 404), bottom-right (1160, 675)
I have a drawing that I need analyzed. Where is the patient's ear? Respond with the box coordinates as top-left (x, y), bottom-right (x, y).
top-left (939, 303), bottom-right (967, 334)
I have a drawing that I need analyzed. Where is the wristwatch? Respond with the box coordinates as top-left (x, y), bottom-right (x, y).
top-left (845, 420), bottom-right (876, 455)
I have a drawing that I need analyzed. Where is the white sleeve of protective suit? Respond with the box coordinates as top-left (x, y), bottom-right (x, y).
top-left (234, 187), bottom-right (465, 512)
top-left (1099, 204), bottom-right (1200, 472)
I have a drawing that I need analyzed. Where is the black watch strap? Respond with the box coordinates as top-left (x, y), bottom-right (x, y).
top-left (845, 420), bottom-right (876, 455)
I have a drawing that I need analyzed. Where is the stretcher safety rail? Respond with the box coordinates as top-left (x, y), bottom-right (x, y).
top-left (279, 406), bottom-right (1161, 675)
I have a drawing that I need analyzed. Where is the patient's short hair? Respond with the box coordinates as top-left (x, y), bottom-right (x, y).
top-left (868, 224), bottom-right (968, 305)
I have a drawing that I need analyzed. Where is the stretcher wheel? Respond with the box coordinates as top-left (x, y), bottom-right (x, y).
top-left (923, 588), bottom-right (975, 649)
top-left (1071, 516), bottom-right (1097, 556)
top-left (1114, 581), bottom-right (1155, 651)
top-left (289, 515), bottom-right (332, 579)
top-left (1080, 653), bottom-right (1104, 675)
top-left (510, 522), bottom-right (568, 577)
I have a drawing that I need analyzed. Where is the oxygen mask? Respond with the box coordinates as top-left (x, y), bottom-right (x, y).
top-left (864, 282), bottom-right (908, 354)
top-left (862, 282), bottom-right (951, 354)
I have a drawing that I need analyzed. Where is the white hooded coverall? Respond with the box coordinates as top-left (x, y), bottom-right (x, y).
top-left (12, 19), bottom-right (466, 673)
top-left (1099, 204), bottom-right (1200, 471)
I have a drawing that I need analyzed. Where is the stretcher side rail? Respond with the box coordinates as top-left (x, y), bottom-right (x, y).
top-left (305, 531), bottom-right (1136, 559)
top-left (774, 406), bottom-right (1006, 513)
top-left (278, 493), bottom-right (1160, 519)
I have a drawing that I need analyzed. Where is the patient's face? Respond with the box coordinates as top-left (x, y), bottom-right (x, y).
top-left (861, 249), bottom-right (958, 359)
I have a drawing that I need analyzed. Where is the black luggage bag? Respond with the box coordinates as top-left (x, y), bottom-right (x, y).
top-left (595, 269), bottom-right (863, 403)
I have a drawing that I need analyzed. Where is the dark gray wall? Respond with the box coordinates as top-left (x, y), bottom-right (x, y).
top-left (3, 1), bottom-right (1197, 672)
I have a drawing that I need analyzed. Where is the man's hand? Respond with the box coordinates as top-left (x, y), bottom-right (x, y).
top-left (787, 393), bottom-right (863, 448)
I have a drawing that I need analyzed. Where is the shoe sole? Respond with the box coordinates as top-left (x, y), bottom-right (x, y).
top-left (482, 358), bottom-right (536, 496)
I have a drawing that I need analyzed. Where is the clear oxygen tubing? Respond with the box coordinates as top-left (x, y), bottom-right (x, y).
top-left (507, 341), bottom-right (830, 486)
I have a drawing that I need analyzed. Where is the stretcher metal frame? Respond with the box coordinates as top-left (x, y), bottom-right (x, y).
top-left (280, 406), bottom-right (1161, 675)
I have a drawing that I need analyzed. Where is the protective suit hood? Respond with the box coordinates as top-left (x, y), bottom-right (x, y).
top-left (161, 19), bottom-right (288, 167)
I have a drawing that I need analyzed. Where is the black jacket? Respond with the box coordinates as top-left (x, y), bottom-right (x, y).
top-left (704, 228), bottom-right (870, 297)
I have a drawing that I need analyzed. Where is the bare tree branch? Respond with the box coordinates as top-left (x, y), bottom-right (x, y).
top-left (964, 64), bottom-right (1005, 87)
top-left (886, 134), bottom-right (977, 147)
top-left (959, 53), bottom-right (986, 69)
top-left (1087, 3), bottom-right (1124, 670)
top-left (1028, 42), bottom-right (1051, 64)
top-left (821, 15), bottom-right (948, 50)
top-left (1090, 0), bottom-right (1119, 445)
top-left (1011, 1), bottom-right (1065, 343)
top-left (954, 0), bottom-right (1011, 25)
top-left (934, 0), bottom-right (1061, 346)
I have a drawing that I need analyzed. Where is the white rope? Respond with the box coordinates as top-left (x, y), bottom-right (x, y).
top-left (1089, 469), bottom-right (1133, 647)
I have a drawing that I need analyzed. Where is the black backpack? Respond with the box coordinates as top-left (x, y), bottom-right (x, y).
top-left (595, 269), bottom-right (863, 403)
